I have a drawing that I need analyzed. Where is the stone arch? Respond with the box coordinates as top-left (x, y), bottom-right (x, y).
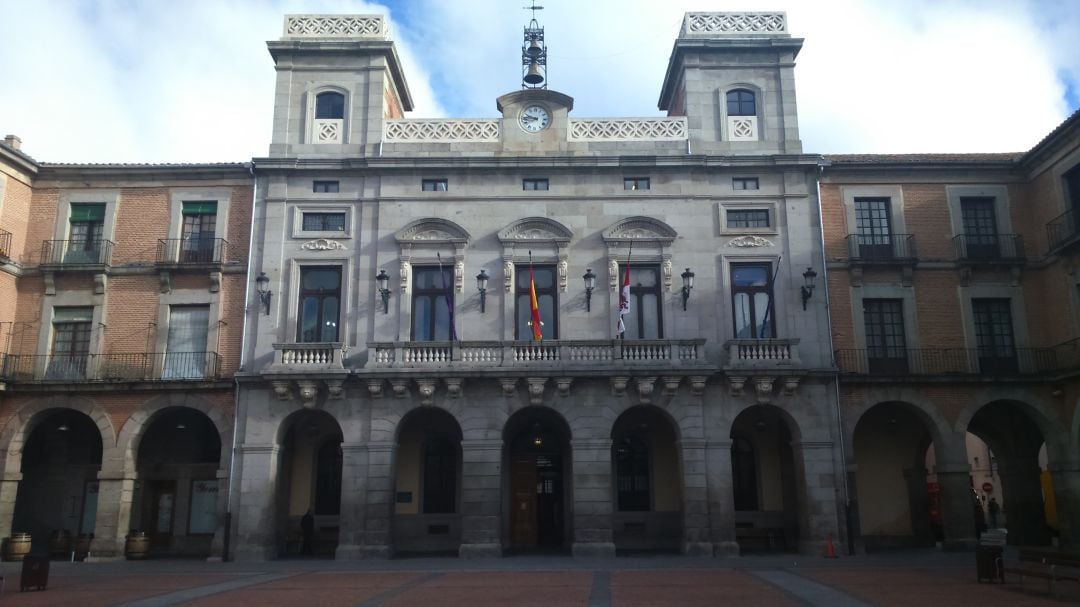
top-left (727, 400), bottom-right (805, 444)
top-left (502, 405), bottom-right (574, 551)
top-left (394, 218), bottom-right (471, 244)
top-left (370, 397), bottom-right (469, 444)
top-left (118, 393), bottom-right (231, 476)
top-left (954, 394), bottom-right (1067, 460)
top-left (0, 396), bottom-right (114, 476)
top-left (602, 216), bottom-right (678, 242)
top-left (846, 398), bottom-right (950, 462)
top-left (497, 217), bottom-right (573, 243)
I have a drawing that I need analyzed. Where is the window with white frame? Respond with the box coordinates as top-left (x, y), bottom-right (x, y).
top-left (726, 89), bottom-right (758, 141)
top-left (297, 267), bottom-right (342, 343)
top-left (313, 91), bottom-right (345, 144)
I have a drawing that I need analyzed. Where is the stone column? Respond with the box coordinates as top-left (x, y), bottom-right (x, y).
top-left (207, 467), bottom-right (229, 561)
top-left (361, 441), bottom-right (395, 558)
top-left (1048, 462), bottom-right (1080, 551)
top-left (998, 457), bottom-right (1050, 546)
top-left (678, 438), bottom-right (711, 556)
top-left (335, 443), bottom-right (369, 559)
top-left (0, 472), bottom-right (22, 540)
top-left (704, 440), bottom-right (738, 556)
top-left (459, 439), bottom-right (502, 558)
top-left (936, 463), bottom-right (977, 550)
top-left (570, 438), bottom-right (615, 557)
top-left (232, 444), bottom-right (279, 561)
top-left (903, 467), bottom-right (933, 547)
top-left (89, 470), bottom-right (135, 559)
top-left (792, 441), bottom-right (840, 556)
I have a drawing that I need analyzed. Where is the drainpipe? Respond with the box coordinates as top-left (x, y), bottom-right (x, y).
top-left (815, 160), bottom-right (853, 554)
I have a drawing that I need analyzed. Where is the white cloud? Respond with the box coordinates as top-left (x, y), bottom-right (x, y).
top-left (0, 0), bottom-right (1075, 162)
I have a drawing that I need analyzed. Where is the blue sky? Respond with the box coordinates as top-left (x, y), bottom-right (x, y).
top-left (0, 0), bottom-right (1078, 163)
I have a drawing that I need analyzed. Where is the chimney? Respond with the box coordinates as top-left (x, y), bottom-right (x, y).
top-left (3, 135), bottom-right (21, 150)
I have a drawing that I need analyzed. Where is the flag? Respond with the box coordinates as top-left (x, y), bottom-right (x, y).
top-left (437, 253), bottom-right (457, 341)
top-left (529, 264), bottom-right (543, 341)
top-left (617, 261), bottom-right (630, 337)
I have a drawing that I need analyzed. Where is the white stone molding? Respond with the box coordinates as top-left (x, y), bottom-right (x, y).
top-left (727, 116), bottom-right (758, 141)
top-left (558, 259), bottom-right (568, 293)
top-left (753, 377), bottom-right (775, 404)
top-left (682, 12), bottom-right (787, 36)
top-left (610, 376), bottom-right (629, 396)
top-left (395, 218), bottom-right (471, 244)
top-left (416, 379), bottom-right (437, 405)
top-left (662, 376), bottom-right (682, 396)
top-left (283, 14), bottom-right (388, 38)
top-left (636, 376), bottom-right (657, 404)
top-left (297, 380), bottom-right (318, 408)
top-left (384, 119), bottom-right (499, 142)
top-left (608, 259), bottom-right (619, 291)
top-left (782, 376), bottom-right (801, 396)
top-left (728, 375), bottom-right (746, 397)
top-left (603, 216), bottom-right (678, 243)
top-left (271, 380), bottom-right (292, 400)
top-left (503, 260), bottom-right (514, 293)
top-left (94, 273), bottom-right (107, 295)
top-left (313, 119), bottom-right (343, 144)
top-left (526, 377), bottom-right (547, 405)
top-left (555, 377), bottom-right (573, 398)
top-left (366, 379), bottom-right (384, 398)
top-left (499, 377), bottom-right (518, 397)
top-left (325, 379), bottom-right (345, 400)
top-left (727, 235), bottom-right (774, 248)
top-left (390, 380), bottom-right (409, 398)
top-left (399, 260), bottom-right (410, 293)
top-left (301, 238), bottom-right (346, 251)
top-left (568, 117), bottom-right (688, 141)
top-left (455, 260), bottom-right (465, 294)
top-left (444, 377), bottom-right (463, 398)
top-left (662, 259), bottom-right (673, 291)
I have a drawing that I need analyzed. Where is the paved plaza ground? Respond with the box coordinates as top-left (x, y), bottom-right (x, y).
top-left (0, 549), bottom-right (1074, 606)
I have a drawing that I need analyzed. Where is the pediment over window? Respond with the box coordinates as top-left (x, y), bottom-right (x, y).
top-left (394, 218), bottom-right (471, 244)
top-left (602, 216), bottom-right (677, 244)
top-left (497, 217), bottom-right (573, 244)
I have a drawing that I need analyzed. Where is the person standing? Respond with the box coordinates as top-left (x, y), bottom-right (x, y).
top-left (988, 497), bottom-right (1000, 528)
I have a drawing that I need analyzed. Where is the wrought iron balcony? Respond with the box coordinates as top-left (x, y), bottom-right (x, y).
top-left (40, 239), bottom-right (114, 267)
top-left (724, 338), bottom-right (801, 368)
top-left (367, 339), bottom-right (706, 369)
top-left (953, 233), bottom-right (1025, 262)
top-left (0, 352), bottom-right (220, 383)
top-left (845, 234), bottom-right (917, 263)
top-left (835, 347), bottom-right (1059, 376)
top-left (0, 228), bottom-right (11, 260)
top-left (156, 238), bottom-right (232, 266)
top-left (1047, 207), bottom-right (1080, 252)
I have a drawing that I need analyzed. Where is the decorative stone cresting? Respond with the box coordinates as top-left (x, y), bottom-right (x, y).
top-left (384, 119), bottom-right (499, 142)
top-left (568, 118), bottom-right (687, 141)
top-left (416, 379), bottom-right (436, 405)
top-left (297, 381), bottom-right (318, 408)
top-left (284, 15), bottom-right (387, 38)
top-left (682, 12), bottom-right (787, 36)
top-left (301, 238), bottom-right (346, 251)
top-left (526, 377), bottom-right (547, 405)
top-left (727, 235), bottom-right (774, 248)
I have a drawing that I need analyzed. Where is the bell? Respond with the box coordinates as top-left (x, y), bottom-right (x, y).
top-left (523, 61), bottom-right (544, 85)
top-left (526, 38), bottom-right (543, 58)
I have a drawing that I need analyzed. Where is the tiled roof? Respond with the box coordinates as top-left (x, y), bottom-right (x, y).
top-left (826, 153), bottom-right (1022, 165)
top-left (1019, 106), bottom-right (1080, 164)
top-left (40, 162), bottom-right (249, 169)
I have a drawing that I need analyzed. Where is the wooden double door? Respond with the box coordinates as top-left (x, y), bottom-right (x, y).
top-left (510, 453), bottom-right (564, 550)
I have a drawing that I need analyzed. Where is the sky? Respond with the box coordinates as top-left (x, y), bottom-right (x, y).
top-left (0, 0), bottom-right (1078, 163)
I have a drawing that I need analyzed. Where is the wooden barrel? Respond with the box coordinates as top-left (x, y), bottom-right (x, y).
top-left (75, 533), bottom-right (93, 560)
top-left (50, 529), bottom-right (73, 557)
top-left (6, 532), bottom-right (31, 561)
top-left (125, 532), bottom-right (149, 560)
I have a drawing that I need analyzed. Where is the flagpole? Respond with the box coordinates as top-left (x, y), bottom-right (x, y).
top-left (437, 252), bottom-right (457, 352)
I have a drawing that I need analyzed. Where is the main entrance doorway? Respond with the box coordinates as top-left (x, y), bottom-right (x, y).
top-left (505, 408), bottom-right (570, 552)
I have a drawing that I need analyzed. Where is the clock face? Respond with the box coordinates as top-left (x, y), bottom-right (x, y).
top-left (519, 105), bottom-right (551, 132)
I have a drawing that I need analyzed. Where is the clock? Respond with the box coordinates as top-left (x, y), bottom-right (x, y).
top-left (519, 105), bottom-right (551, 132)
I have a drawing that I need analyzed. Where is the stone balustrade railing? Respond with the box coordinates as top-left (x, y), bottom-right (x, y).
top-left (568, 117), bottom-right (687, 141)
top-left (368, 339), bottom-right (706, 369)
top-left (272, 342), bottom-right (345, 370)
top-left (384, 119), bottom-right (500, 142)
top-left (283, 14), bottom-right (388, 38)
top-left (725, 338), bottom-right (801, 368)
top-left (681, 12), bottom-right (787, 36)
top-left (381, 117), bottom-right (689, 143)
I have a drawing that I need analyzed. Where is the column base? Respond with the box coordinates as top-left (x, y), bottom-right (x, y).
top-left (713, 541), bottom-right (740, 557)
top-left (683, 541), bottom-right (713, 557)
top-left (459, 542), bottom-right (502, 558)
top-left (942, 538), bottom-right (977, 552)
top-left (571, 542), bottom-right (616, 558)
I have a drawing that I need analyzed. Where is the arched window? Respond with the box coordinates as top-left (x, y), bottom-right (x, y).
top-left (315, 92), bottom-right (345, 120)
top-left (615, 435), bottom-right (650, 511)
top-left (726, 89), bottom-right (756, 117)
top-left (731, 436), bottom-right (758, 511)
top-left (423, 437), bottom-right (457, 514)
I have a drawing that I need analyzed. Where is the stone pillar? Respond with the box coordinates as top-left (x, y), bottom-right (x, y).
top-left (792, 441), bottom-right (840, 556)
top-left (207, 467), bottom-right (229, 561)
top-left (89, 470), bottom-right (135, 559)
top-left (0, 472), bottom-right (22, 540)
top-left (936, 464), bottom-right (976, 551)
top-left (677, 438), bottom-right (711, 556)
top-left (335, 443), bottom-right (369, 559)
top-left (232, 444), bottom-right (279, 561)
top-left (1048, 462), bottom-right (1080, 551)
top-left (704, 440), bottom-right (738, 556)
top-left (459, 439), bottom-right (502, 558)
top-left (361, 441), bottom-right (395, 558)
top-left (998, 457), bottom-right (1050, 546)
top-left (903, 467), bottom-right (933, 547)
top-left (570, 438), bottom-right (615, 557)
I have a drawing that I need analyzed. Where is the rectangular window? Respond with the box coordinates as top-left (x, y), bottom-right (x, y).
top-left (522, 178), bottom-right (549, 191)
top-left (854, 197), bottom-right (894, 259)
top-left (863, 299), bottom-right (908, 374)
top-left (515, 265), bottom-right (558, 340)
top-left (960, 197), bottom-right (999, 258)
top-left (973, 298), bottom-right (1017, 373)
top-left (1066, 164), bottom-right (1080, 211)
top-left (622, 264), bottom-right (663, 339)
top-left (313, 180), bottom-right (339, 193)
top-left (180, 201), bottom-right (218, 263)
top-left (727, 209), bottom-right (770, 229)
top-left (48, 307), bottom-right (93, 380)
top-left (623, 177), bottom-right (650, 191)
top-left (411, 266), bottom-right (455, 341)
top-left (163, 305), bottom-right (210, 379)
top-left (301, 212), bottom-right (346, 232)
top-left (421, 179), bottom-right (448, 192)
top-left (731, 264), bottom-right (774, 338)
top-left (296, 267), bottom-right (342, 343)
top-left (732, 177), bottom-right (759, 190)
top-left (66, 203), bottom-right (106, 264)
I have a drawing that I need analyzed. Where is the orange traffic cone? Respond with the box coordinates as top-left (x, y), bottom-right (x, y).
top-left (825, 534), bottom-right (838, 558)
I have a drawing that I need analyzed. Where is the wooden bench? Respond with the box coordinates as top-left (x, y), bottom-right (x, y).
top-left (1004, 547), bottom-right (1080, 598)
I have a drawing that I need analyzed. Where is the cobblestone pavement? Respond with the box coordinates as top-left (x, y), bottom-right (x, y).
top-left (0, 551), bottom-right (1071, 606)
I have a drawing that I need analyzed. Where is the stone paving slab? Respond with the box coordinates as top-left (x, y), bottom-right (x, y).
top-left (801, 568), bottom-right (1067, 606)
top-left (0, 573), bottom-right (248, 607)
top-left (381, 571), bottom-right (593, 607)
top-left (185, 572), bottom-right (426, 607)
top-left (610, 570), bottom-right (799, 606)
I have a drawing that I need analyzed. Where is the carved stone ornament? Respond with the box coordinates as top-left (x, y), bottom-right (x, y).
top-left (662, 259), bottom-right (673, 291)
top-left (663, 376), bottom-right (682, 396)
top-left (556, 377), bottom-right (573, 398)
top-left (609, 259), bottom-right (619, 291)
top-left (455, 260), bottom-right (465, 294)
top-left (526, 377), bottom-right (547, 405)
top-left (499, 377), bottom-right (519, 397)
top-left (416, 379), bottom-right (437, 405)
top-left (44, 271), bottom-right (56, 296)
top-left (689, 375), bottom-right (708, 396)
top-left (782, 376), bottom-right (801, 396)
top-left (271, 380), bottom-right (292, 401)
top-left (727, 235), bottom-right (774, 248)
top-left (301, 238), bottom-right (347, 251)
top-left (636, 376), bottom-right (657, 404)
top-left (558, 259), bottom-right (568, 293)
top-left (504, 260), bottom-right (514, 293)
top-left (94, 273), bottom-right (107, 295)
top-left (366, 379), bottom-right (384, 398)
top-left (159, 270), bottom-right (171, 294)
top-left (754, 377), bottom-right (775, 404)
top-left (728, 375), bottom-right (747, 397)
top-left (610, 376), bottom-right (630, 397)
top-left (297, 380), bottom-right (319, 408)
top-left (399, 261), bottom-right (410, 293)
top-left (209, 271), bottom-right (221, 293)
top-left (325, 379), bottom-right (345, 400)
top-left (390, 380), bottom-right (409, 398)
top-left (444, 377), bottom-right (464, 398)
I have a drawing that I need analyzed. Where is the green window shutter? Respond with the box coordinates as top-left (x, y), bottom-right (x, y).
top-left (182, 201), bottom-right (218, 216)
top-left (69, 203), bottom-right (106, 222)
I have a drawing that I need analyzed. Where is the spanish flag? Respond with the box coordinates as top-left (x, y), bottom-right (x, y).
top-left (529, 265), bottom-right (543, 341)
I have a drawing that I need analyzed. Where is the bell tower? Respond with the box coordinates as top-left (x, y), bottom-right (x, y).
top-left (521, 1), bottom-right (547, 89)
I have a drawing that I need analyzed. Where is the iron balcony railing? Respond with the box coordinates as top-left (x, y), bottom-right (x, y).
top-left (846, 234), bottom-right (917, 262)
top-left (1046, 207), bottom-right (1080, 252)
top-left (156, 237), bottom-right (232, 266)
top-left (0, 352), bottom-right (220, 382)
top-left (835, 347), bottom-right (1060, 376)
top-left (953, 233), bottom-right (1025, 262)
top-left (0, 228), bottom-right (11, 260)
top-left (40, 239), bottom-right (114, 266)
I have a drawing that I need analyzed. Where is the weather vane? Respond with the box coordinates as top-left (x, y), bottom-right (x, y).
top-left (523, 1), bottom-right (544, 22)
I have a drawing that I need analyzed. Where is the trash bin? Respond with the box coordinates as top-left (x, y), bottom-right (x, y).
top-left (975, 545), bottom-right (1003, 582)
top-left (20, 554), bottom-right (49, 592)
